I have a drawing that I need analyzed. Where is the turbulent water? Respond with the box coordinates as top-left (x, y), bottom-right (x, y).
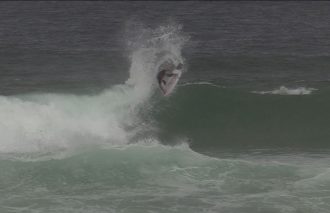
top-left (1, 2), bottom-right (330, 213)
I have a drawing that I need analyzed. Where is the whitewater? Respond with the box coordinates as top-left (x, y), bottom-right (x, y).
top-left (0, 24), bottom-right (186, 158)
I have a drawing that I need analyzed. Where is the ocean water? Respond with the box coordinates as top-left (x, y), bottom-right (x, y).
top-left (0, 2), bottom-right (330, 213)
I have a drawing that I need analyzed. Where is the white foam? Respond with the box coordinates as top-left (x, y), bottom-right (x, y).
top-left (252, 86), bottom-right (317, 95)
top-left (0, 87), bottom-right (135, 154)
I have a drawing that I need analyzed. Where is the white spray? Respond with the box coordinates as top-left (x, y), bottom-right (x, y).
top-left (125, 24), bottom-right (187, 102)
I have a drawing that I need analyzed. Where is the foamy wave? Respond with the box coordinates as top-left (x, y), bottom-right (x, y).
top-left (252, 86), bottom-right (317, 95)
top-left (0, 87), bottom-right (136, 154)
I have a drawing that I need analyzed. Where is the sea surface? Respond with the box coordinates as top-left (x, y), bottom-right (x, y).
top-left (0, 2), bottom-right (330, 213)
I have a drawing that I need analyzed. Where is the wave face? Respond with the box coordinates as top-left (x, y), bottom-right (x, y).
top-left (152, 84), bottom-right (330, 150)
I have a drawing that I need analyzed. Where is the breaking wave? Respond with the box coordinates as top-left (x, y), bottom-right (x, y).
top-left (0, 23), bottom-right (188, 159)
top-left (0, 23), bottom-right (330, 213)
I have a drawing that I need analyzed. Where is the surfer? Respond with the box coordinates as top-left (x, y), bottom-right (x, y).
top-left (157, 62), bottom-right (183, 95)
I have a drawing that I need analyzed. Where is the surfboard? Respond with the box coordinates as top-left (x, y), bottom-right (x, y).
top-left (158, 69), bottom-right (182, 96)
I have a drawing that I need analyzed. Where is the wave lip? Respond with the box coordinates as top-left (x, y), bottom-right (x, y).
top-left (252, 86), bottom-right (317, 95)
